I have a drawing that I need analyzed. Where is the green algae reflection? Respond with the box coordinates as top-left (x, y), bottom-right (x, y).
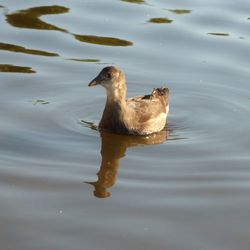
top-left (0, 42), bottom-right (59, 57)
top-left (74, 34), bottom-right (133, 46)
top-left (5, 5), bottom-right (69, 31)
top-left (148, 17), bottom-right (173, 24)
top-left (0, 64), bottom-right (35, 73)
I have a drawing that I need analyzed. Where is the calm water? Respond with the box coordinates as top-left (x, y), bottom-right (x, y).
top-left (1, 0), bottom-right (250, 249)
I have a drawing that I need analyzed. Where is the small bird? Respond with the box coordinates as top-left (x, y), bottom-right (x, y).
top-left (88, 66), bottom-right (169, 135)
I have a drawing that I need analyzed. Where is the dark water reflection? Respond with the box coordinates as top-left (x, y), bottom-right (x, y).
top-left (6, 5), bottom-right (69, 31)
top-left (33, 99), bottom-right (50, 105)
top-left (168, 9), bottom-right (192, 14)
top-left (87, 130), bottom-right (168, 198)
top-left (5, 5), bottom-right (133, 47)
top-left (121, 0), bottom-right (145, 4)
top-left (0, 42), bottom-right (58, 57)
top-left (68, 58), bottom-right (100, 63)
top-left (148, 17), bottom-right (173, 24)
top-left (74, 34), bottom-right (133, 47)
top-left (0, 64), bottom-right (35, 73)
top-left (208, 32), bottom-right (230, 36)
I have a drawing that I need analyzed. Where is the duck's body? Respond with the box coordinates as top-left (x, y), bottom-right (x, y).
top-left (88, 66), bottom-right (169, 135)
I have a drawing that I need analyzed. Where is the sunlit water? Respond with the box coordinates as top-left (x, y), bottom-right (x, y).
top-left (1, 0), bottom-right (250, 249)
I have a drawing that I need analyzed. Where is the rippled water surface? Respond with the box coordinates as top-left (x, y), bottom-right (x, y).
top-left (1, 0), bottom-right (250, 249)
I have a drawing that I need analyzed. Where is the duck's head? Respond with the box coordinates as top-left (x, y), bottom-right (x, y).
top-left (88, 66), bottom-right (125, 90)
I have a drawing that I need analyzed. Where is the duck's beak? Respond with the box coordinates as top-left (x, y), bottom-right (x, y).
top-left (88, 76), bottom-right (100, 87)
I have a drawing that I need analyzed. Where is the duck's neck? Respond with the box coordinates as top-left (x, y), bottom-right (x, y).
top-left (100, 81), bottom-right (129, 132)
top-left (106, 81), bottom-right (127, 105)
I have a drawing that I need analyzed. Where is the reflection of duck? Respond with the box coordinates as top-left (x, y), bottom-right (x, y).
top-left (88, 66), bottom-right (170, 135)
top-left (86, 130), bottom-right (168, 198)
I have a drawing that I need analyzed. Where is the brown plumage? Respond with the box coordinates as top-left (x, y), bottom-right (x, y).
top-left (88, 66), bottom-right (169, 135)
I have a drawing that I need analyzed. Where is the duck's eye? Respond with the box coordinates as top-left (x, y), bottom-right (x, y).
top-left (107, 73), bottom-right (112, 78)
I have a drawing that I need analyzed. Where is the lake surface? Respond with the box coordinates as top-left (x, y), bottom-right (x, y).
top-left (1, 0), bottom-right (250, 249)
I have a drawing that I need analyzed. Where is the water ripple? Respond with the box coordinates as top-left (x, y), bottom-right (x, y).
top-left (1, 1), bottom-right (250, 249)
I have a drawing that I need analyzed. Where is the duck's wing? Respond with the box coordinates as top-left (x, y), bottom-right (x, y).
top-left (126, 88), bottom-right (169, 132)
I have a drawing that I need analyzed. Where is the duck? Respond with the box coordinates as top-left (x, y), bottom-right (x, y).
top-left (88, 66), bottom-right (169, 135)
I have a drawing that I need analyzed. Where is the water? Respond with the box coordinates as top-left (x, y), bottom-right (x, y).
top-left (1, 0), bottom-right (250, 249)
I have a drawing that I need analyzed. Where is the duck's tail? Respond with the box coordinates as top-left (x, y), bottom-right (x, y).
top-left (152, 87), bottom-right (170, 106)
